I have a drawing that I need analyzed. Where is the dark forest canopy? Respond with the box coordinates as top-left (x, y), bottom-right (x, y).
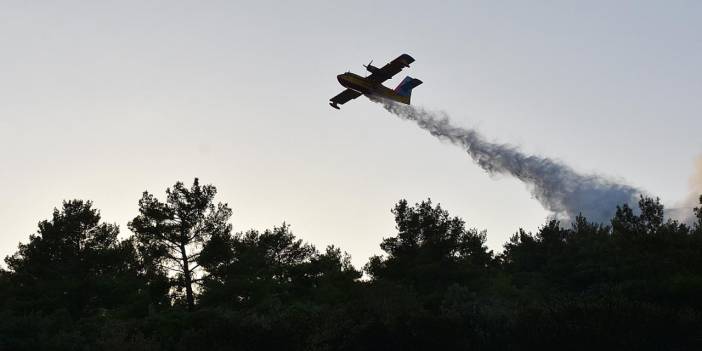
top-left (1, 179), bottom-right (702, 350)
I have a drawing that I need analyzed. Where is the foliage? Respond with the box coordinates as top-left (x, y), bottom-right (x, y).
top-left (128, 178), bottom-right (232, 309)
top-left (2, 183), bottom-right (702, 350)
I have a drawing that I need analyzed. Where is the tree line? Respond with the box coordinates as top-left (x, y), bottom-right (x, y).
top-left (1, 178), bottom-right (701, 350)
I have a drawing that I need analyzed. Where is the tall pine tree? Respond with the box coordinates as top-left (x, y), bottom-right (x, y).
top-left (129, 178), bottom-right (232, 309)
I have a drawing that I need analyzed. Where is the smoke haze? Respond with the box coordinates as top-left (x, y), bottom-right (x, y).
top-left (691, 157), bottom-right (702, 206)
top-left (668, 156), bottom-right (702, 224)
top-left (375, 99), bottom-right (642, 224)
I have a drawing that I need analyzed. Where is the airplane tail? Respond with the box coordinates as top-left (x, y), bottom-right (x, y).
top-left (393, 76), bottom-right (423, 104)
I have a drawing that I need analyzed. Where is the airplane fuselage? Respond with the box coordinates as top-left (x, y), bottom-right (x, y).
top-left (337, 73), bottom-right (399, 101)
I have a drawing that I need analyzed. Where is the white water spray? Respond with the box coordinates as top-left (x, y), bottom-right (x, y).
top-left (376, 99), bottom-right (642, 223)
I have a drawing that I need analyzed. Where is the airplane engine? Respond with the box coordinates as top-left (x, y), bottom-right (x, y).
top-left (364, 60), bottom-right (380, 74)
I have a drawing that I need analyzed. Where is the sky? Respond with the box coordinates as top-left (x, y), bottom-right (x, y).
top-left (1, 1), bottom-right (701, 267)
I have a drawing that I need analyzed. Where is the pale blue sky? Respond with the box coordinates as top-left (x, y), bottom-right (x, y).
top-left (1, 1), bottom-right (701, 266)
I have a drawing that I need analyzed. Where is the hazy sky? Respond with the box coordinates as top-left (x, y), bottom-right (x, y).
top-left (2, 1), bottom-right (701, 267)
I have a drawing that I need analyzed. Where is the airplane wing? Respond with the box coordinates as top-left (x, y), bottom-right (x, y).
top-left (366, 54), bottom-right (415, 83)
top-left (329, 88), bottom-right (362, 109)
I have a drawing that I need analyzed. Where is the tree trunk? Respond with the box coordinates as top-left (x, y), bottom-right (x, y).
top-left (180, 243), bottom-right (195, 310)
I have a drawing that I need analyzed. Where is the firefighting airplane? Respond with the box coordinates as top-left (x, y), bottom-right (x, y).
top-left (329, 53), bottom-right (422, 109)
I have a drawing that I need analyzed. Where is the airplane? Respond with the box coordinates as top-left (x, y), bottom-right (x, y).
top-left (329, 53), bottom-right (422, 109)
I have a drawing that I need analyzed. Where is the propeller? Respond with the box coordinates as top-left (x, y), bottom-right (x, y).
top-left (364, 59), bottom-right (380, 74)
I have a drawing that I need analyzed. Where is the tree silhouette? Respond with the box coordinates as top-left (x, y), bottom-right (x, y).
top-left (198, 225), bottom-right (312, 308)
top-left (4, 200), bottom-right (145, 318)
top-left (366, 199), bottom-right (493, 288)
top-left (2, 187), bottom-right (702, 350)
top-left (129, 178), bottom-right (232, 310)
top-left (694, 195), bottom-right (702, 232)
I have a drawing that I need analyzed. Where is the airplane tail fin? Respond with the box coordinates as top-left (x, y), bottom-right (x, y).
top-left (394, 76), bottom-right (423, 103)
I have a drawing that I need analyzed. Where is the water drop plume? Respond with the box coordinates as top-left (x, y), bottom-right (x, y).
top-left (375, 98), bottom-right (641, 223)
